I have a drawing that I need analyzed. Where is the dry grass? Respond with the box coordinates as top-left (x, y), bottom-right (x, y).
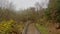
top-left (46, 23), bottom-right (60, 34)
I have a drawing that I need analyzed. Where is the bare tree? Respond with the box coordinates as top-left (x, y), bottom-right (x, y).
top-left (0, 0), bottom-right (9, 9)
top-left (0, 0), bottom-right (15, 10)
top-left (35, 2), bottom-right (43, 12)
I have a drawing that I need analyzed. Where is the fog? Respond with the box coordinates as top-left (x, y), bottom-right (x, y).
top-left (9, 0), bottom-right (49, 10)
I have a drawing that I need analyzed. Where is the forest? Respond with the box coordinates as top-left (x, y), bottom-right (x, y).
top-left (0, 0), bottom-right (60, 34)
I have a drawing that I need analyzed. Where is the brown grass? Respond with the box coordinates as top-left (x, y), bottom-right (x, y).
top-left (46, 23), bottom-right (60, 34)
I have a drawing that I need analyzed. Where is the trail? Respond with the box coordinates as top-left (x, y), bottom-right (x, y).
top-left (27, 23), bottom-right (41, 34)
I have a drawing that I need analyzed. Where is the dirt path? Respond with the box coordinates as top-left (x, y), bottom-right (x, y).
top-left (27, 23), bottom-right (41, 34)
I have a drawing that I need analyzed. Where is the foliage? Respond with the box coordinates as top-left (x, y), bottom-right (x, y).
top-left (35, 23), bottom-right (48, 34)
top-left (1, 0), bottom-right (60, 34)
top-left (56, 15), bottom-right (60, 22)
top-left (0, 19), bottom-right (24, 34)
top-left (45, 8), bottom-right (52, 20)
top-left (45, 0), bottom-right (60, 23)
top-left (19, 7), bottom-right (38, 22)
top-left (0, 19), bottom-right (14, 34)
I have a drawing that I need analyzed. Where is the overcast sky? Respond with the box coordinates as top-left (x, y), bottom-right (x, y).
top-left (9, 0), bottom-right (49, 10)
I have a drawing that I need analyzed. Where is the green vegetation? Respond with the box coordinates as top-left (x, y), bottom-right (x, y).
top-left (0, 20), bottom-right (14, 34)
top-left (45, 0), bottom-right (60, 22)
top-left (35, 23), bottom-right (48, 34)
top-left (0, 19), bottom-right (23, 34)
top-left (0, 0), bottom-right (60, 34)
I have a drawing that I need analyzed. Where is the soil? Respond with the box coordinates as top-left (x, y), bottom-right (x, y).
top-left (27, 23), bottom-right (41, 34)
top-left (47, 23), bottom-right (60, 34)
